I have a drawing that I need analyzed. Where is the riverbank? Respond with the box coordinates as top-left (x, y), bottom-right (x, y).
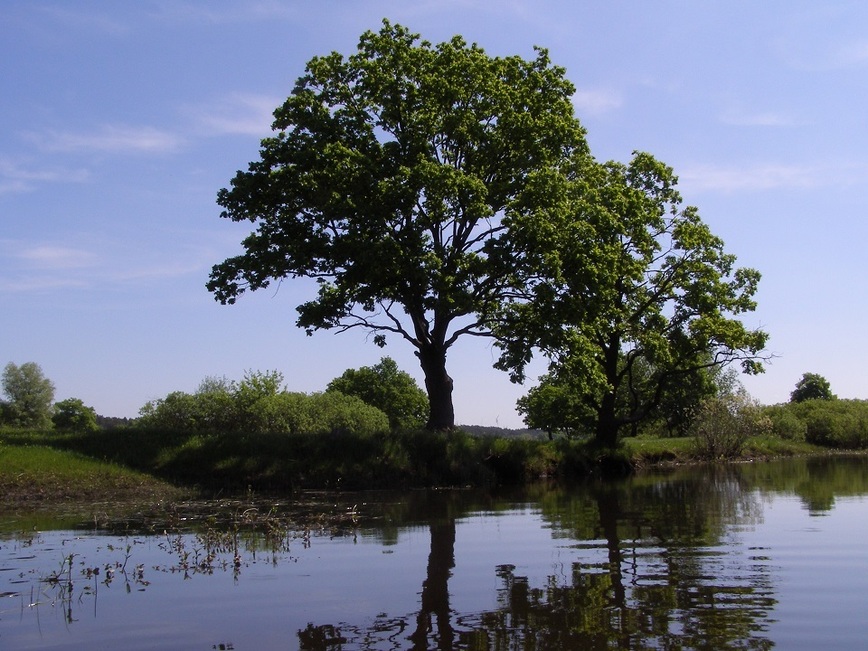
top-left (0, 426), bottom-right (835, 510)
top-left (0, 443), bottom-right (186, 508)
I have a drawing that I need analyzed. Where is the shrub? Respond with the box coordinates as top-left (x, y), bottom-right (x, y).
top-left (305, 391), bottom-right (389, 436)
top-left (790, 372), bottom-right (835, 403)
top-left (691, 390), bottom-right (769, 459)
top-left (138, 391), bottom-right (200, 430)
top-left (1, 361), bottom-right (55, 428)
top-left (327, 357), bottom-right (428, 430)
top-left (762, 404), bottom-right (807, 441)
top-left (52, 398), bottom-right (100, 433)
top-left (248, 392), bottom-right (312, 434)
top-left (790, 399), bottom-right (868, 448)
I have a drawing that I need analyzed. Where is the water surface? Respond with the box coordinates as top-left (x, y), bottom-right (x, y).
top-left (2, 456), bottom-right (867, 649)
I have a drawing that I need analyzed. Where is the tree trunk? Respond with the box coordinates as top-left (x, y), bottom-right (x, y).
top-left (410, 519), bottom-right (456, 650)
top-left (595, 335), bottom-right (622, 448)
top-left (418, 342), bottom-right (455, 430)
top-left (595, 391), bottom-right (620, 448)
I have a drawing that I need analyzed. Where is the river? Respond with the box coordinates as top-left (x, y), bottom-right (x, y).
top-left (2, 455), bottom-right (867, 649)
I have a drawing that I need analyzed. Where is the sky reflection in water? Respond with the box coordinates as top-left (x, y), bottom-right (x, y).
top-left (2, 457), bottom-right (868, 650)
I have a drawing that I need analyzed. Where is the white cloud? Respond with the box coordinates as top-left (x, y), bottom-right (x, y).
top-left (0, 238), bottom-right (209, 295)
top-left (792, 37), bottom-right (868, 71)
top-left (831, 39), bottom-right (868, 68)
top-left (719, 110), bottom-right (804, 128)
top-left (0, 275), bottom-right (90, 293)
top-left (189, 93), bottom-right (280, 137)
top-left (0, 157), bottom-right (90, 194)
top-left (774, 9), bottom-right (868, 72)
top-left (678, 161), bottom-right (868, 193)
top-left (153, 1), bottom-right (300, 25)
top-left (572, 89), bottom-right (622, 117)
top-left (16, 245), bottom-right (98, 270)
top-left (30, 125), bottom-right (184, 154)
top-left (38, 6), bottom-right (129, 36)
top-left (0, 242), bottom-right (97, 292)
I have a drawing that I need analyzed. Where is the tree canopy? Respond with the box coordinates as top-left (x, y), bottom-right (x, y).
top-left (52, 397), bottom-right (100, 433)
top-left (493, 152), bottom-right (769, 447)
top-left (137, 370), bottom-right (389, 436)
top-left (207, 20), bottom-right (586, 429)
top-left (790, 372), bottom-right (834, 403)
top-left (1, 361), bottom-right (55, 428)
top-left (327, 357), bottom-right (428, 431)
top-left (207, 22), bottom-right (769, 436)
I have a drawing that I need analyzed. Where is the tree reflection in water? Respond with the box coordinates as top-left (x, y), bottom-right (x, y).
top-left (299, 468), bottom-right (776, 650)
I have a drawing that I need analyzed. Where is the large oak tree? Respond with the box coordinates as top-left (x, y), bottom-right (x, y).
top-left (493, 152), bottom-right (769, 447)
top-left (207, 21), bottom-right (586, 429)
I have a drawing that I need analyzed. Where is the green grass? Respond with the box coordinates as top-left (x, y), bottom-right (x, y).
top-left (0, 441), bottom-right (184, 506)
top-left (624, 434), bottom-right (827, 466)
top-left (0, 426), bottom-right (850, 506)
top-left (623, 436), bottom-right (697, 464)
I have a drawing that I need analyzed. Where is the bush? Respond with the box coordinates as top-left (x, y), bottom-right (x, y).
top-left (248, 392), bottom-right (312, 434)
top-left (138, 391), bottom-right (201, 430)
top-left (138, 381), bottom-right (390, 437)
top-left (327, 357), bottom-right (428, 431)
top-left (790, 372), bottom-right (835, 403)
top-left (691, 390), bottom-right (770, 459)
top-left (52, 398), bottom-right (100, 433)
top-left (762, 404), bottom-right (807, 441)
top-left (1, 361), bottom-right (55, 428)
top-left (790, 399), bottom-right (868, 448)
top-left (305, 391), bottom-right (389, 436)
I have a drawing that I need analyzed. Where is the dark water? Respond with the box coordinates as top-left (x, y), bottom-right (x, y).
top-left (2, 456), bottom-right (868, 650)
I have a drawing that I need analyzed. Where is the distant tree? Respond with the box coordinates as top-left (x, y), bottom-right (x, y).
top-left (235, 369), bottom-right (285, 409)
top-left (517, 373), bottom-right (593, 439)
top-left (137, 369), bottom-right (389, 436)
top-left (656, 364), bottom-right (739, 437)
top-left (138, 391), bottom-right (199, 430)
top-left (52, 397), bottom-right (100, 433)
top-left (206, 21), bottom-right (587, 430)
top-left (247, 391), bottom-right (312, 434)
top-left (327, 357), bottom-right (428, 430)
top-left (194, 375), bottom-right (239, 431)
top-left (494, 152), bottom-right (769, 448)
top-left (518, 359), bottom-right (727, 440)
top-left (691, 386), bottom-right (771, 459)
top-left (1, 361), bottom-right (56, 428)
top-left (306, 392), bottom-right (390, 436)
top-left (790, 372), bottom-right (834, 403)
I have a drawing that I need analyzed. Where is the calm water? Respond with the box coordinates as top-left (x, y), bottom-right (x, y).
top-left (2, 456), bottom-right (868, 650)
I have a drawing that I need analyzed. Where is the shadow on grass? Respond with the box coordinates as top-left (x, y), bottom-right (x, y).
top-left (0, 427), bottom-right (636, 492)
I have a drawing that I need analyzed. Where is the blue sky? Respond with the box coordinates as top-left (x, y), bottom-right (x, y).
top-left (2, 1), bottom-right (867, 427)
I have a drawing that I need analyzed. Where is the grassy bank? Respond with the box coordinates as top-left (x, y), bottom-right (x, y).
top-left (0, 426), bottom-right (831, 502)
top-left (624, 434), bottom-right (822, 466)
top-left (0, 441), bottom-right (185, 507)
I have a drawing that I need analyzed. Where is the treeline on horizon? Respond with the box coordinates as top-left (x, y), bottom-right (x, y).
top-left (2, 358), bottom-right (868, 451)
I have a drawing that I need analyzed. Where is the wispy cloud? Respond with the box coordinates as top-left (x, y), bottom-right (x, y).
top-left (38, 5), bottom-right (130, 36)
top-left (0, 237), bottom-right (214, 294)
top-left (572, 88), bottom-right (622, 117)
top-left (676, 162), bottom-right (865, 193)
top-left (0, 157), bottom-right (90, 194)
top-left (792, 37), bottom-right (868, 71)
top-left (719, 109), bottom-right (804, 128)
top-left (28, 125), bottom-right (184, 154)
top-left (679, 164), bottom-right (816, 192)
top-left (16, 245), bottom-right (98, 270)
top-left (189, 93), bottom-right (280, 137)
top-left (0, 275), bottom-right (91, 293)
top-left (154, 1), bottom-right (300, 25)
top-left (0, 242), bottom-right (98, 292)
top-left (834, 39), bottom-right (868, 67)
top-left (774, 9), bottom-right (868, 72)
